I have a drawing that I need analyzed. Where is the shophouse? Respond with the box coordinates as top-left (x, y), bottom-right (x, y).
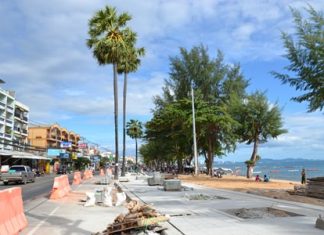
top-left (28, 124), bottom-right (80, 172)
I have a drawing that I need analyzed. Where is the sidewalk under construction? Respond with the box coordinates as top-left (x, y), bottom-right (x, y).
top-left (21, 173), bottom-right (324, 235)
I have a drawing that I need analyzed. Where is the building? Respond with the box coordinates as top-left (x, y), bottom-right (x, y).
top-left (28, 124), bottom-right (81, 173)
top-left (13, 100), bottom-right (29, 149)
top-left (0, 86), bottom-right (50, 172)
top-left (0, 88), bottom-right (30, 151)
top-left (28, 124), bottom-right (80, 154)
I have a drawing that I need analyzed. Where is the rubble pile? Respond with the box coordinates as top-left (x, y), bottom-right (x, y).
top-left (288, 185), bottom-right (306, 196)
top-left (97, 200), bottom-right (169, 235)
top-left (306, 177), bottom-right (324, 199)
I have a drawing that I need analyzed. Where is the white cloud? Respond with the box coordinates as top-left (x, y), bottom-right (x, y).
top-left (0, 0), bottom-right (323, 151)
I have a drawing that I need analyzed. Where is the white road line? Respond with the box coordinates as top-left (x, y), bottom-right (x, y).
top-left (27, 206), bottom-right (60, 235)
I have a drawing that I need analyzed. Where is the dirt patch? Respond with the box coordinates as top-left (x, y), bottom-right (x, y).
top-left (185, 193), bottom-right (227, 200)
top-left (178, 174), bottom-right (324, 207)
top-left (226, 207), bottom-right (303, 219)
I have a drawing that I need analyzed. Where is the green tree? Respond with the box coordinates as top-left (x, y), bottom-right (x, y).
top-left (99, 157), bottom-right (110, 168)
top-left (74, 157), bottom-right (91, 170)
top-left (126, 119), bottom-right (143, 170)
top-left (145, 99), bottom-right (193, 172)
top-left (272, 6), bottom-right (324, 112)
top-left (87, 6), bottom-right (133, 179)
top-left (118, 37), bottom-right (145, 176)
top-left (237, 92), bottom-right (287, 178)
top-left (161, 45), bottom-right (247, 175)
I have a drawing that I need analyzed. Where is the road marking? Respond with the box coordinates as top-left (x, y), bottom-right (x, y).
top-left (27, 206), bottom-right (60, 235)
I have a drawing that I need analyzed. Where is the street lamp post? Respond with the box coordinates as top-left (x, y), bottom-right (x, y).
top-left (191, 82), bottom-right (199, 176)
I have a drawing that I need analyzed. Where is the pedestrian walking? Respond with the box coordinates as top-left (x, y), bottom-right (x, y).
top-left (301, 168), bottom-right (306, 184)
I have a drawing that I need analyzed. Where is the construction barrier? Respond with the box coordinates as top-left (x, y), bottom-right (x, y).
top-left (106, 168), bottom-right (113, 176)
top-left (0, 187), bottom-right (28, 235)
top-left (82, 169), bottom-right (93, 180)
top-left (49, 175), bottom-right (71, 200)
top-left (72, 171), bottom-right (82, 185)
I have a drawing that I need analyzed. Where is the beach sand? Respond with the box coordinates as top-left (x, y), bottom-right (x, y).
top-left (178, 174), bottom-right (324, 207)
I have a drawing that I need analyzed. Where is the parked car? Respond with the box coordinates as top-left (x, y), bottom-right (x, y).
top-left (1, 165), bottom-right (35, 185)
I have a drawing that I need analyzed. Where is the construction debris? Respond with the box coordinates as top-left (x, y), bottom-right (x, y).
top-left (288, 185), bottom-right (306, 196)
top-left (315, 214), bottom-right (324, 230)
top-left (306, 177), bottom-right (324, 199)
top-left (96, 200), bottom-right (169, 235)
top-left (84, 186), bottom-right (126, 207)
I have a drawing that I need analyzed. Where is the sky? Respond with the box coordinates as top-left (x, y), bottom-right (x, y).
top-left (0, 0), bottom-right (323, 162)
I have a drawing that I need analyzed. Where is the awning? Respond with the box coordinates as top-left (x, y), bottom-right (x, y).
top-left (10, 151), bottom-right (51, 160)
top-left (11, 155), bottom-right (51, 160)
top-left (0, 150), bottom-right (13, 156)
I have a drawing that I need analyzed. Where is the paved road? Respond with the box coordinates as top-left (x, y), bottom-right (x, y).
top-left (0, 173), bottom-right (73, 201)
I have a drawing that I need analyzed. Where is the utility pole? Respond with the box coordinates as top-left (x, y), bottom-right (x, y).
top-left (191, 82), bottom-right (199, 175)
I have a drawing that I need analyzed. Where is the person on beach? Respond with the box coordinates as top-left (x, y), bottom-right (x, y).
top-left (301, 168), bottom-right (306, 184)
top-left (263, 174), bottom-right (269, 182)
top-left (255, 174), bottom-right (261, 182)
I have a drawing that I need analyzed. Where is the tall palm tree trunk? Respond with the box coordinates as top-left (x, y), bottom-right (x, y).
top-left (122, 72), bottom-right (128, 176)
top-left (135, 137), bottom-right (138, 172)
top-left (113, 63), bottom-right (119, 180)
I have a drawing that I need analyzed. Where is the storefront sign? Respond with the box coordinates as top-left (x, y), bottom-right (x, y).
top-left (60, 141), bottom-right (72, 148)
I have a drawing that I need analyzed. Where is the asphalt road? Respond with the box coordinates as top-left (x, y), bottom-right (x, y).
top-left (0, 173), bottom-right (74, 201)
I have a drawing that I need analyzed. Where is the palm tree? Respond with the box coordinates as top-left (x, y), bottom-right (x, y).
top-left (87, 6), bottom-right (133, 180)
top-left (118, 44), bottom-right (145, 176)
top-left (126, 119), bottom-right (143, 171)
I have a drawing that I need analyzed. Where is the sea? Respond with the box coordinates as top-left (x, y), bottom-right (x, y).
top-left (213, 158), bottom-right (324, 182)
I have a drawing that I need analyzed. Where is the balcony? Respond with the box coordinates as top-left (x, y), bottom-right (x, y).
top-left (0, 102), bottom-right (5, 109)
top-left (4, 133), bottom-right (12, 139)
top-left (6, 120), bottom-right (13, 125)
top-left (0, 116), bottom-right (4, 123)
top-left (6, 106), bottom-right (14, 112)
top-left (23, 116), bottom-right (28, 122)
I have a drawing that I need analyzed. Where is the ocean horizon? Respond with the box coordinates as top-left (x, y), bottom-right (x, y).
top-left (213, 158), bottom-right (324, 182)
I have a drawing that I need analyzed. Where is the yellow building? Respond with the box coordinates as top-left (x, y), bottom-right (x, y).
top-left (28, 124), bottom-right (80, 173)
top-left (28, 124), bottom-right (80, 151)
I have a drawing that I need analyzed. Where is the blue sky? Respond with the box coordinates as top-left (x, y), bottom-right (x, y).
top-left (0, 0), bottom-right (323, 162)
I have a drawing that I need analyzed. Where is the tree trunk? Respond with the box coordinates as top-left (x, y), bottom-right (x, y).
top-left (113, 63), bottom-right (119, 180)
top-left (135, 137), bottom-right (138, 172)
top-left (246, 165), bottom-right (254, 179)
top-left (246, 138), bottom-right (259, 178)
top-left (121, 72), bottom-right (128, 177)
top-left (207, 137), bottom-right (214, 177)
top-left (177, 159), bottom-right (182, 174)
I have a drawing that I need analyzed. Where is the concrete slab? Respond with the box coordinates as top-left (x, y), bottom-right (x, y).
top-left (119, 176), bottom-right (324, 235)
top-left (22, 177), bottom-right (127, 235)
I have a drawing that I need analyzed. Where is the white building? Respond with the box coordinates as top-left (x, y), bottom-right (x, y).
top-left (0, 88), bottom-right (29, 151)
top-left (13, 100), bottom-right (29, 148)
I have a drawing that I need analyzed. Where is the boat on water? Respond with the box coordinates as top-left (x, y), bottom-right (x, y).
top-left (253, 171), bottom-right (262, 174)
top-left (288, 169), bottom-right (299, 172)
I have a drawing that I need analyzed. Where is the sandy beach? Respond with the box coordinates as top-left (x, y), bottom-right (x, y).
top-left (178, 174), bottom-right (324, 207)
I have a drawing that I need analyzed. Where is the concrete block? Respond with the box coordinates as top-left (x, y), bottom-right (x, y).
top-left (163, 179), bottom-right (181, 191)
top-left (315, 216), bottom-right (324, 230)
top-left (148, 177), bottom-right (162, 186)
top-left (119, 177), bottom-right (129, 182)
